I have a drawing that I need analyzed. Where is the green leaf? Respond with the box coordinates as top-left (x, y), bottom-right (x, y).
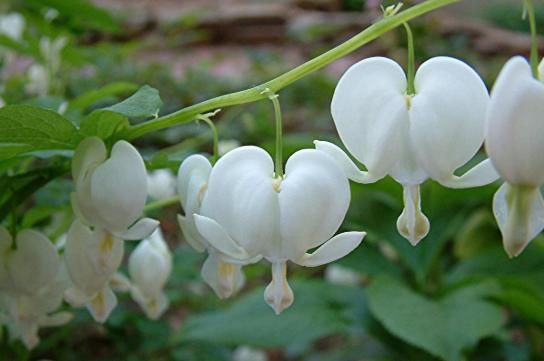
top-left (104, 85), bottom-right (163, 120)
top-left (0, 105), bottom-right (80, 159)
top-left (70, 82), bottom-right (139, 111)
top-left (367, 276), bottom-right (504, 361)
top-left (178, 279), bottom-right (367, 348)
top-left (23, 0), bottom-right (119, 33)
top-left (79, 110), bottom-right (129, 139)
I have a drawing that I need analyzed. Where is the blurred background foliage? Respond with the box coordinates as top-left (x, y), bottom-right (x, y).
top-left (1, 0), bottom-right (544, 360)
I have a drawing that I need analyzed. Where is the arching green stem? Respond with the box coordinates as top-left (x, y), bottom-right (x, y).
top-left (121, 0), bottom-right (461, 140)
top-left (403, 22), bottom-right (416, 95)
top-left (197, 112), bottom-right (220, 164)
top-left (525, 0), bottom-right (540, 78)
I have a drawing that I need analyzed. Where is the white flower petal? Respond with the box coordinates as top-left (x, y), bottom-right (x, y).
top-left (493, 183), bottom-right (544, 257)
top-left (200, 252), bottom-right (245, 299)
top-left (410, 57), bottom-right (489, 180)
top-left (64, 287), bottom-right (93, 307)
top-left (279, 149), bottom-right (351, 260)
top-left (331, 57), bottom-right (408, 179)
top-left (264, 262), bottom-right (293, 315)
top-left (177, 154), bottom-right (212, 252)
top-left (113, 218), bottom-right (159, 240)
top-left (200, 146), bottom-right (279, 256)
top-left (313, 140), bottom-right (379, 183)
top-left (437, 158), bottom-right (499, 188)
top-left (193, 215), bottom-right (253, 261)
top-left (110, 273), bottom-right (132, 292)
top-left (90, 141), bottom-right (148, 232)
top-left (295, 231), bottom-right (365, 267)
top-left (178, 214), bottom-right (207, 252)
top-left (72, 137), bottom-right (107, 186)
top-left (177, 154), bottom-right (212, 210)
top-left (87, 286), bottom-right (117, 323)
top-left (147, 169), bottom-right (176, 200)
top-left (65, 221), bottom-right (123, 295)
top-left (8, 230), bottom-right (59, 295)
top-left (40, 311), bottom-right (73, 327)
top-left (396, 185), bottom-right (430, 245)
top-left (485, 56), bottom-right (544, 186)
top-left (129, 234), bottom-right (172, 296)
top-left (130, 287), bottom-right (169, 320)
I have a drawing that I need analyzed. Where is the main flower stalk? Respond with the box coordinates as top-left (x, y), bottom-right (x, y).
top-left (121, 0), bottom-right (461, 140)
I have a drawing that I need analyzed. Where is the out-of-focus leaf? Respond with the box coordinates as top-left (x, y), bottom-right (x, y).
top-left (367, 276), bottom-right (504, 361)
top-left (21, 205), bottom-right (60, 228)
top-left (453, 209), bottom-right (500, 258)
top-left (104, 85), bottom-right (163, 120)
top-left (177, 279), bottom-right (367, 348)
top-left (79, 109), bottom-right (129, 139)
top-left (337, 243), bottom-right (403, 278)
top-left (447, 242), bottom-right (544, 286)
top-left (0, 164), bottom-right (70, 222)
top-left (447, 242), bottom-right (544, 325)
top-left (70, 82), bottom-right (138, 111)
top-left (171, 342), bottom-right (231, 361)
top-left (23, 0), bottom-right (119, 33)
top-left (0, 105), bottom-right (80, 160)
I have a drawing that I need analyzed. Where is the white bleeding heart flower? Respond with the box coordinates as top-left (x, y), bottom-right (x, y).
top-left (128, 228), bottom-right (172, 319)
top-left (64, 220), bottom-right (123, 323)
top-left (0, 227), bottom-right (59, 296)
top-left (0, 227), bottom-right (70, 349)
top-left (193, 146), bottom-right (365, 314)
top-left (317, 56), bottom-right (498, 245)
top-left (177, 154), bottom-right (248, 299)
top-left (147, 169), bottom-right (177, 200)
top-left (485, 56), bottom-right (544, 257)
top-left (71, 137), bottom-right (158, 240)
top-left (0, 13), bottom-right (25, 42)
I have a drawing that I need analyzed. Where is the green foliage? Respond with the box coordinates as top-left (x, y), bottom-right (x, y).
top-left (17, 0), bottom-right (119, 33)
top-left (367, 276), bottom-right (504, 361)
top-left (179, 279), bottom-right (367, 349)
top-left (0, 105), bottom-right (80, 160)
top-left (104, 85), bottom-right (163, 120)
top-left (79, 110), bottom-right (129, 139)
top-left (70, 82), bottom-right (138, 111)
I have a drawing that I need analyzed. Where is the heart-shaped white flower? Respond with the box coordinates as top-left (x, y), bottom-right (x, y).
top-left (128, 228), bottom-right (172, 319)
top-left (485, 56), bottom-right (544, 257)
top-left (177, 154), bottom-right (249, 298)
top-left (193, 146), bottom-right (365, 314)
top-left (64, 220), bottom-right (124, 323)
top-left (71, 137), bottom-right (158, 240)
top-left (0, 227), bottom-right (70, 349)
top-left (317, 56), bottom-right (498, 245)
top-left (0, 227), bottom-right (59, 296)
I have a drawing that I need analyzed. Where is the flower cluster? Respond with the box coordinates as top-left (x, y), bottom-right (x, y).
top-left (1, 48), bottom-right (543, 349)
top-left (316, 54), bottom-right (544, 258)
top-left (0, 137), bottom-right (173, 348)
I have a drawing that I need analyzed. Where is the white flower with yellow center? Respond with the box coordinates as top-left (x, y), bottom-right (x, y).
top-left (193, 146), bottom-right (365, 314)
top-left (317, 56), bottom-right (498, 245)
